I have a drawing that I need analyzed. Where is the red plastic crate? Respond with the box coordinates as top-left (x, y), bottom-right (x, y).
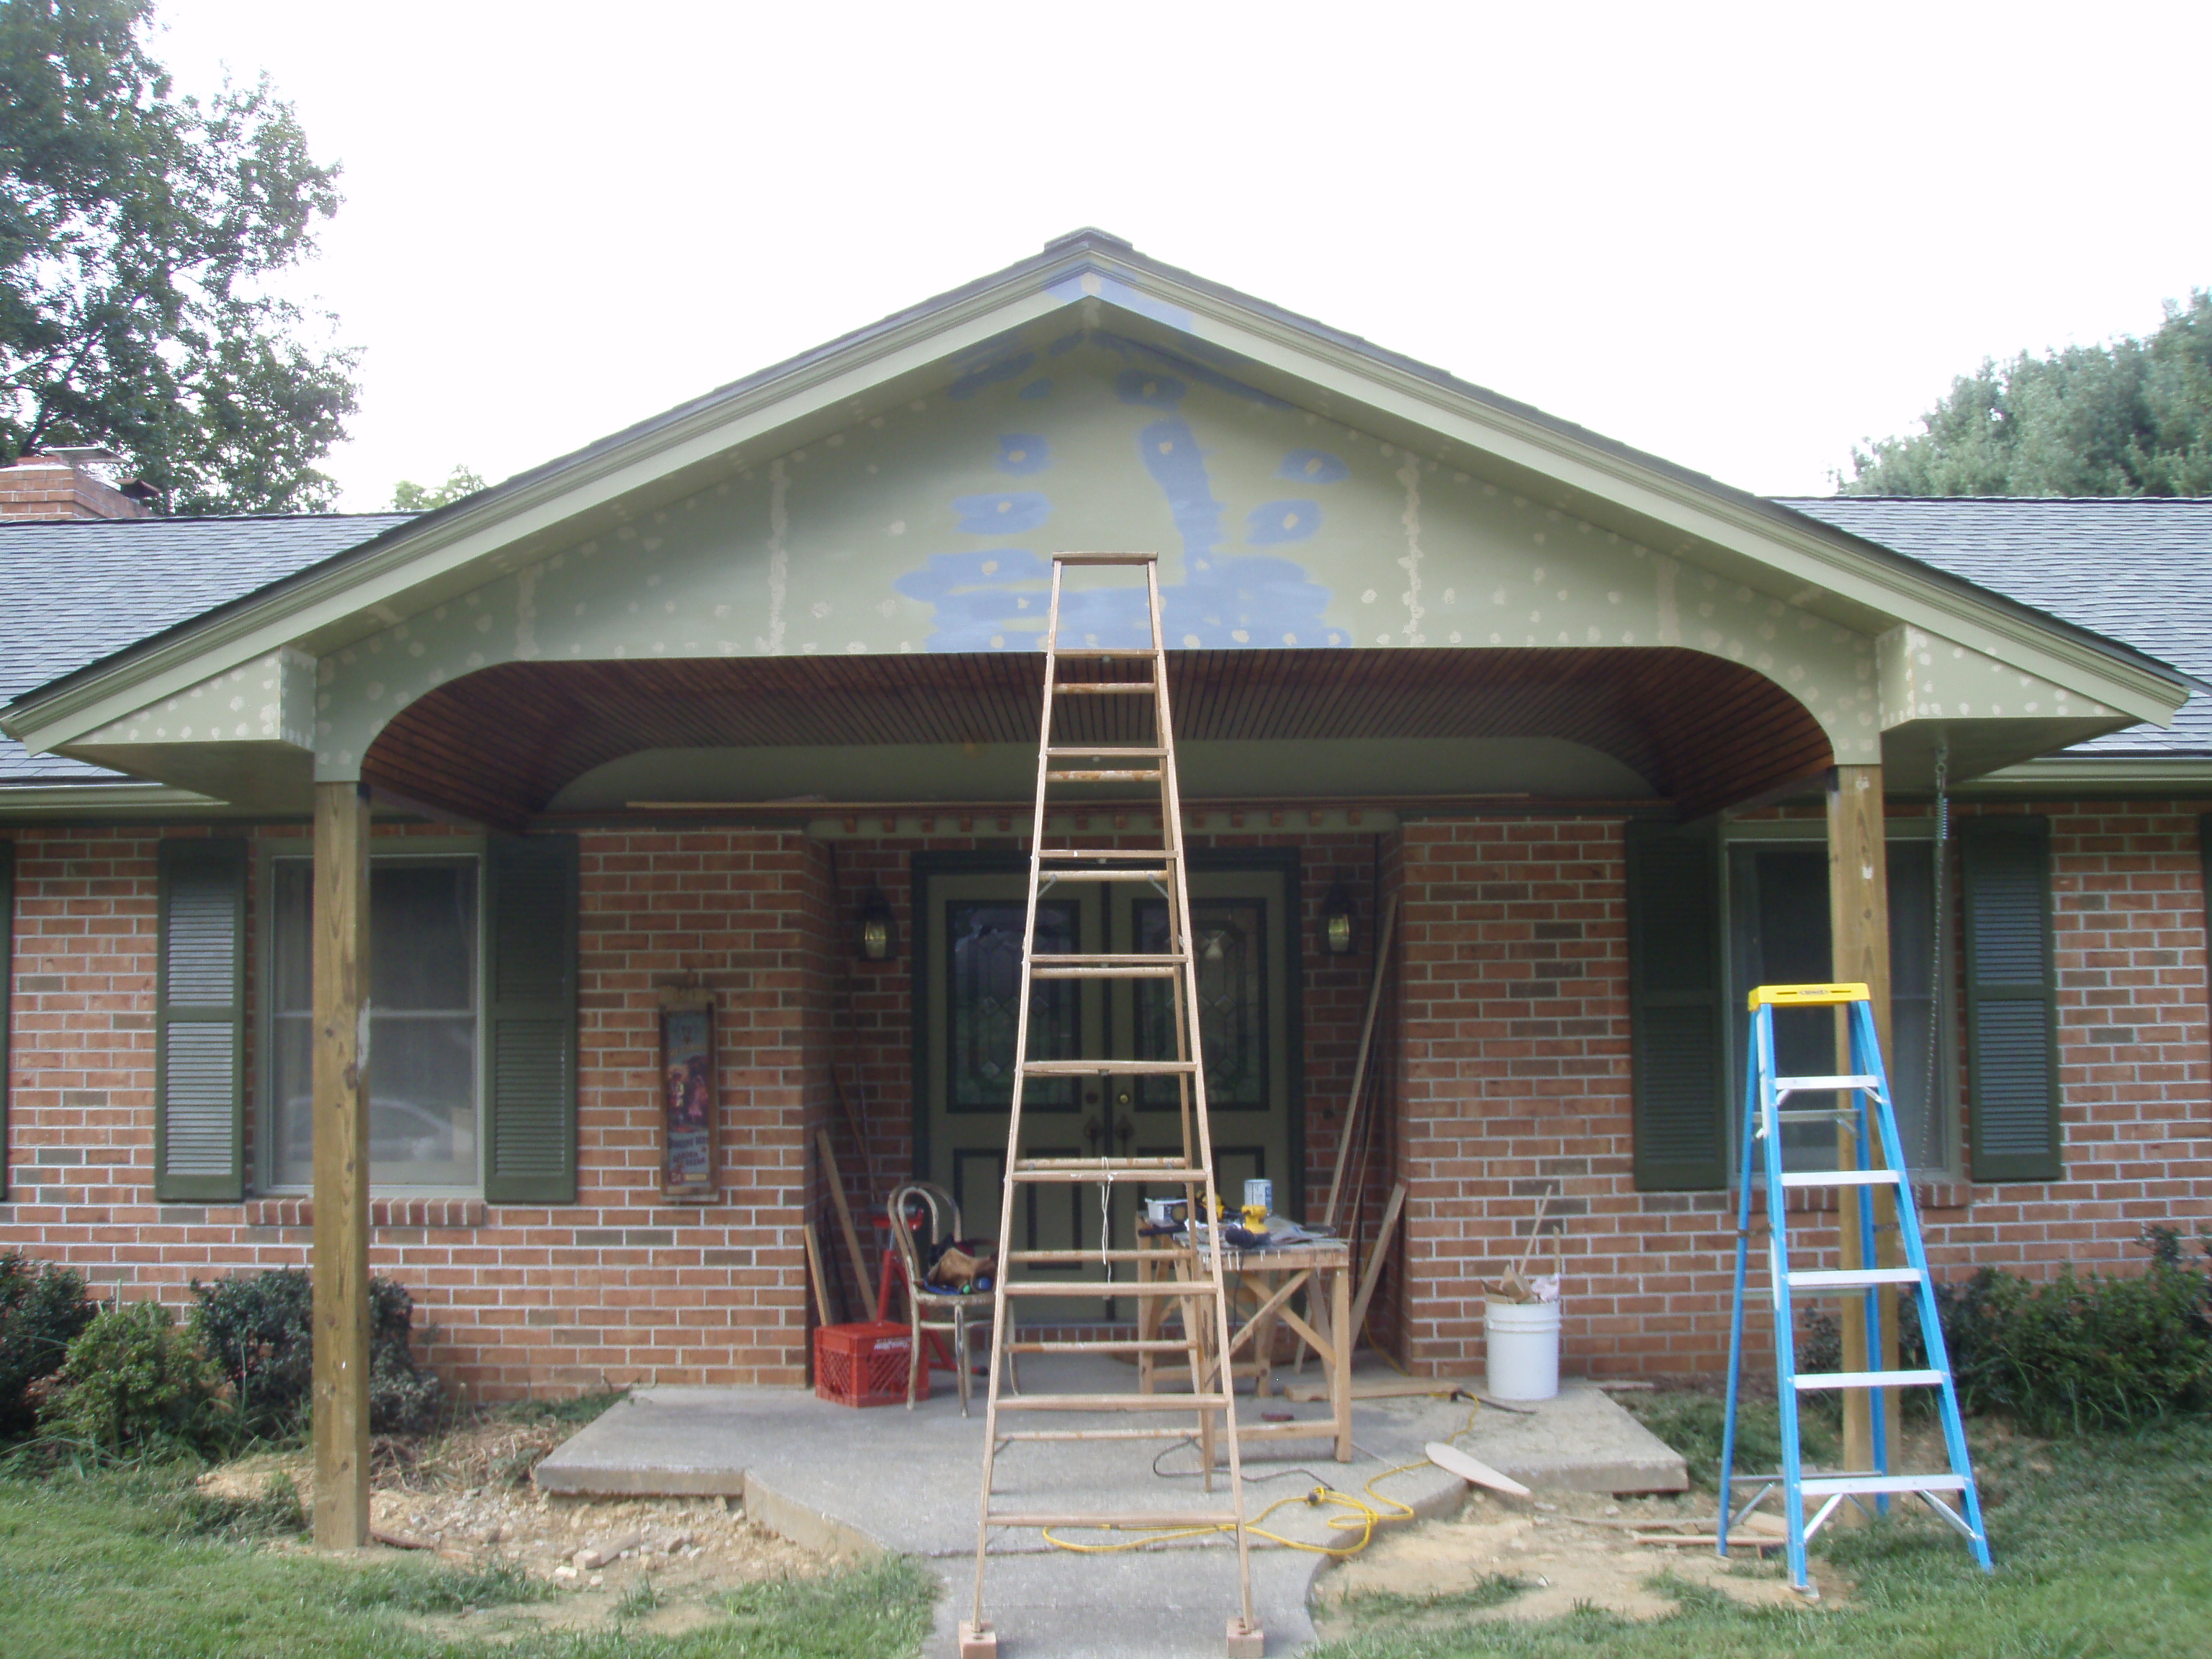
top-left (814, 1321), bottom-right (924, 1408)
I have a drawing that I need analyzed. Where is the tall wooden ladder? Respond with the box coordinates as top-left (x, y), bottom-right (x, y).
top-left (961, 552), bottom-right (1261, 1659)
top-left (1719, 982), bottom-right (1994, 1595)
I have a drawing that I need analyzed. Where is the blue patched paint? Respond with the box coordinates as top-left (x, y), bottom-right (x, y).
top-left (1046, 331), bottom-right (1084, 356)
top-left (1095, 332), bottom-right (1291, 410)
top-left (894, 549), bottom-right (1053, 649)
top-left (995, 435), bottom-right (1051, 475)
top-left (1246, 500), bottom-right (1321, 545)
top-left (1019, 379), bottom-right (1053, 400)
top-left (1117, 369), bottom-right (1188, 408)
top-left (1277, 449), bottom-right (1349, 485)
top-left (951, 492), bottom-right (1051, 534)
top-left (1137, 417), bottom-right (1222, 559)
top-left (948, 352), bottom-right (1037, 400)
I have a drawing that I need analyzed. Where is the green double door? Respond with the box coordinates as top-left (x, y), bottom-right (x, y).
top-left (918, 858), bottom-right (1296, 1323)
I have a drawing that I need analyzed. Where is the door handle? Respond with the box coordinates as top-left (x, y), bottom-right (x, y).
top-left (1084, 1114), bottom-right (1102, 1148)
top-left (1115, 1116), bottom-right (1134, 1151)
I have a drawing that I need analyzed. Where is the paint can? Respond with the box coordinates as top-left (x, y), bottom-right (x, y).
top-left (1145, 1197), bottom-right (1188, 1227)
top-left (1484, 1296), bottom-right (1562, 1401)
top-left (1244, 1178), bottom-right (1273, 1216)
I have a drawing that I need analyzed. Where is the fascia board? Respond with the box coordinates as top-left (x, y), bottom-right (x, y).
top-left (1106, 264), bottom-right (2186, 725)
top-left (0, 781), bottom-right (225, 817)
top-left (4, 279), bottom-right (1082, 753)
top-left (1969, 756), bottom-right (2212, 791)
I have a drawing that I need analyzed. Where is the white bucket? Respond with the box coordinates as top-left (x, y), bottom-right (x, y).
top-left (1484, 1297), bottom-right (1562, 1401)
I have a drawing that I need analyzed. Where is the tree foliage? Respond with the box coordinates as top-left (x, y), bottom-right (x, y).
top-left (0, 0), bottom-right (356, 514)
top-left (390, 463), bottom-right (486, 512)
top-left (1845, 291), bottom-right (2212, 496)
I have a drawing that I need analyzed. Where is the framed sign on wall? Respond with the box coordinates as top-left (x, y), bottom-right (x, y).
top-left (657, 990), bottom-right (717, 1202)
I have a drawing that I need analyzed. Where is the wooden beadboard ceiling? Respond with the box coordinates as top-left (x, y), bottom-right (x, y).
top-left (361, 648), bottom-right (1831, 829)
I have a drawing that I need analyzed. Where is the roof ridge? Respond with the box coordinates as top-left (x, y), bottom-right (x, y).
top-left (0, 510), bottom-right (419, 529)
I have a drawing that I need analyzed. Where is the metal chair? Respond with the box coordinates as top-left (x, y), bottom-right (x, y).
top-left (885, 1181), bottom-right (1015, 1416)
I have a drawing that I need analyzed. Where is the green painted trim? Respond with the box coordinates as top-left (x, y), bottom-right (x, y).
top-left (1960, 817), bottom-right (2062, 1184)
top-left (153, 837), bottom-right (247, 1203)
top-left (1, 840), bottom-right (12, 1201)
top-left (1966, 756), bottom-right (2212, 793)
top-left (0, 783), bottom-right (228, 819)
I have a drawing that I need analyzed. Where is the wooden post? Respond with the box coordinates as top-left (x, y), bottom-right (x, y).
top-left (312, 781), bottom-right (372, 1549)
top-left (1827, 764), bottom-right (1899, 1494)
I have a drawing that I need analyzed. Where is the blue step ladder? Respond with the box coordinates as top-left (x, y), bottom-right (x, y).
top-left (1719, 981), bottom-right (1993, 1595)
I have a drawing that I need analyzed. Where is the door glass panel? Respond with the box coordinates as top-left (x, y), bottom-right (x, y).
top-left (946, 899), bottom-right (1079, 1112)
top-left (1133, 899), bottom-right (1268, 1109)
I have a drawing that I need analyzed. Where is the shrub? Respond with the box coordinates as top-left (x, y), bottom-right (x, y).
top-left (0, 1251), bottom-right (97, 1438)
top-left (191, 1268), bottom-right (444, 1439)
top-left (1798, 1228), bottom-right (2212, 1434)
top-left (39, 1300), bottom-right (226, 1455)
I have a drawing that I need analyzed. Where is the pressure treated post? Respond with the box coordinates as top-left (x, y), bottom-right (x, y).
top-left (1827, 765), bottom-right (1899, 1492)
top-left (312, 781), bottom-right (372, 1549)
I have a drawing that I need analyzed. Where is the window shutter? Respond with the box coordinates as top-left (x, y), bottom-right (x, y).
top-left (484, 834), bottom-right (578, 1204)
top-left (1, 840), bottom-right (13, 1200)
top-left (1961, 817), bottom-right (2061, 1182)
top-left (1627, 819), bottom-right (1727, 1190)
top-left (155, 839), bottom-right (246, 1202)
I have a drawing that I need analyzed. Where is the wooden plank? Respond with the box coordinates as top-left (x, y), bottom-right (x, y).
top-left (1347, 1182), bottom-right (1408, 1340)
top-left (1425, 1441), bottom-right (1532, 1498)
top-left (1282, 1373), bottom-right (1479, 1403)
top-left (802, 1220), bottom-right (835, 1327)
top-left (817, 1128), bottom-right (878, 1322)
top-left (310, 781), bottom-right (371, 1550)
top-left (1827, 762), bottom-right (1897, 1505)
top-left (1322, 898), bottom-right (1399, 1230)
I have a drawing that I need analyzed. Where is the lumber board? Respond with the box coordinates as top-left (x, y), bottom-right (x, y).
top-left (1425, 1440), bottom-right (1532, 1498)
top-left (817, 1128), bottom-right (878, 1321)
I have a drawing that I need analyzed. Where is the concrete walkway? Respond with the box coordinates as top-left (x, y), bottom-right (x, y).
top-left (536, 1358), bottom-right (1686, 1658)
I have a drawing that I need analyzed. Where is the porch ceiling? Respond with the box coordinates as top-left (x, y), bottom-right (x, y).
top-left (361, 647), bottom-right (1830, 829)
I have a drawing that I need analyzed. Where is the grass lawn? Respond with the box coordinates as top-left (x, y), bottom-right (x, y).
top-left (0, 1462), bottom-right (935, 1659)
top-left (1309, 1408), bottom-right (2212, 1659)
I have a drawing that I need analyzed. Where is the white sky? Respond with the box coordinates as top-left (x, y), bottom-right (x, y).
top-left (153, 0), bottom-right (2212, 512)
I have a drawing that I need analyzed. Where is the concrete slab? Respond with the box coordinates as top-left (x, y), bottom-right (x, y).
top-left (534, 1359), bottom-right (1683, 1655)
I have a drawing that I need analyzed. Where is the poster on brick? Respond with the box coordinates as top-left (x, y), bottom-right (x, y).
top-left (658, 997), bottom-right (716, 1202)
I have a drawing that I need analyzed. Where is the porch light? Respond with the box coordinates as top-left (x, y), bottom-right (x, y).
top-left (1322, 884), bottom-right (1355, 955)
top-left (858, 889), bottom-right (897, 961)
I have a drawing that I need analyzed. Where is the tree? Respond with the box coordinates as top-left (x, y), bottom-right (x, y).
top-left (1843, 292), bottom-right (2212, 496)
top-left (390, 464), bottom-right (487, 512)
top-left (0, 0), bottom-right (357, 515)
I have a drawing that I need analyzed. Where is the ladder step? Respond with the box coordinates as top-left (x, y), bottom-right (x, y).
top-left (1046, 769), bottom-right (1163, 783)
top-left (1775, 1109), bottom-right (1858, 1123)
top-left (1039, 848), bottom-right (1183, 861)
top-left (986, 1511), bottom-right (1234, 1530)
top-left (1053, 681), bottom-right (1157, 695)
top-left (1001, 1282), bottom-right (1218, 1298)
top-left (1773, 1074), bottom-right (1884, 1097)
top-left (1038, 953), bottom-right (1189, 966)
top-left (999, 1428), bottom-right (1214, 1443)
top-left (1798, 1473), bottom-right (1968, 1497)
top-left (1015, 1062), bottom-right (1196, 1081)
top-left (1046, 747), bottom-right (1167, 758)
top-left (1048, 647), bottom-right (1157, 658)
top-left (996, 1393), bottom-right (1233, 1411)
top-left (1786, 1268), bottom-right (1925, 1291)
top-left (1794, 1369), bottom-right (1947, 1390)
top-left (1030, 952), bottom-right (1187, 979)
top-left (1007, 1249), bottom-right (1197, 1264)
top-left (1010, 1168), bottom-right (1208, 1185)
top-left (1006, 1338), bottom-right (1198, 1354)
top-left (1032, 870), bottom-right (1175, 886)
top-left (1052, 552), bottom-right (1159, 566)
top-left (1031, 961), bottom-right (1179, 976)
top-left (1015, 1156), bottom-right (1201, 1172)
top-left (1779, 1169), bottom-right (1902, 1189)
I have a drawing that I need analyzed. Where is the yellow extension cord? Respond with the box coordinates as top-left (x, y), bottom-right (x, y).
top-left (1040, 1405), bottom-right (1480, 1560)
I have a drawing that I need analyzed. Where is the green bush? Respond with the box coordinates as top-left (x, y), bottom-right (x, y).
top-left (0, 1251), bottom-right (97, 1438)
top-left (1799, 1227), bottom-right (2212, 1434)
top-left (190, 1268), bottom-right (443, 1439)
top-left (38, 1300), bottom-right (226, 1455)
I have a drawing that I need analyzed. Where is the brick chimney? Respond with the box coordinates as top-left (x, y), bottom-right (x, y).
top-left (0, 449), bottom-right (153, 521)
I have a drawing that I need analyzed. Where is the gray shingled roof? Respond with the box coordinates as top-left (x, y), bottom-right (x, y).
top-left (1779, 498), bottom-right (2212, 757)
top-left (0, 514), bottom-right (413, 785)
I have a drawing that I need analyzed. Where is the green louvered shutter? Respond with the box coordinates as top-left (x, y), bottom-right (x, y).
top-left (155, 839), bottom-right (246, 1201)
top-left (1962, 817), bottom-right (2061, 1182)
top-left (1, 840), bottom-right (14, 1200)
top-left (1627, 819), bottom-right (1728, 1190)
top-left (484, 835), bottom-right (578, 1204)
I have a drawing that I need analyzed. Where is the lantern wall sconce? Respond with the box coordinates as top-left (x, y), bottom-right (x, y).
top-left (858, 889), bottom-right (897, 961)
top-left (1321, 884), bottom-right (1356, 955)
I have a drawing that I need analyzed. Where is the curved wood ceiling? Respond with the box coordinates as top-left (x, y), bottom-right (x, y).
top-left (361, 647), bottom-right (1831, 829)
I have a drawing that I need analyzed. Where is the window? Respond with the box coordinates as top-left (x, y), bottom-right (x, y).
top-left (1723, 827), bottom-right (1954, 1177)
top-left (265, 852), bottom-right (481, 1191)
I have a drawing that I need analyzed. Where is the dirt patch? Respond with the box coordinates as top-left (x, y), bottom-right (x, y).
top-left (1314, 1487), bottom-right (1845, 1632)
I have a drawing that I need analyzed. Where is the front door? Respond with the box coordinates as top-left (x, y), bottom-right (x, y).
top-left (917, 855), bottom-right (1298, 1324)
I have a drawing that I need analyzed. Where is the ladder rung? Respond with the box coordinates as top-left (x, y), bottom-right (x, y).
top-left (1010, 1169), bottom-right (1208, 1186)
top-left (1773, 1074), bottom-right (1883, 1097)
top-left (1032, 871), bottom-right (1174, 886)
top-left (999, 1427), bottom-right (1213, 1442)
top-left (1017, 1059), bottom-right (1197, 1079)
top-left (1039, 848), bottom-right (1182, 861)
top-left (1015, 1156), bottom-right (1200, 1172)
top-left (996, 1393), bottom-right (1233, 1411)
top-left (1798, 1473), bottom-right (1967, 1497)
top-left (1786, 1268), bottom-right (1924, 1291)
top-left (1040, 953), bottom-right (1188, 966)
top-left (1776, 1109), bottom-right (1857, 1123)
top-left (1049, 647), bottom-right (1157, 658)
top-left (1793, 1369), bottom-right (1947, 1390)
top-left (1779, 1169), bottom-right (1902, 1188)
top-left (1006, 1338), bottom-right (1197, 1354)
top-left (1046, 746), bottom-right (1167, 758)
top-left (1007, 1248), bottom-right (1197, 1264)
top-left (1001, 1282), bottom-right (1218, 1298)
top-left (1046, 768), bottom-right (1163, 783)
top-left (1053, 552), bottom-right (1159, 566)
top-left (1053, 681), bottom-right (1156, 695)
top-left (986, 1511), bottom-right (1233, 1529)
top-left (1031, 961), bottom-right (1179, 976)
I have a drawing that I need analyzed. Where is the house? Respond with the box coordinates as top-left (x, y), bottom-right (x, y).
top-left (4, 231), bottom-right (2208, 1431)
